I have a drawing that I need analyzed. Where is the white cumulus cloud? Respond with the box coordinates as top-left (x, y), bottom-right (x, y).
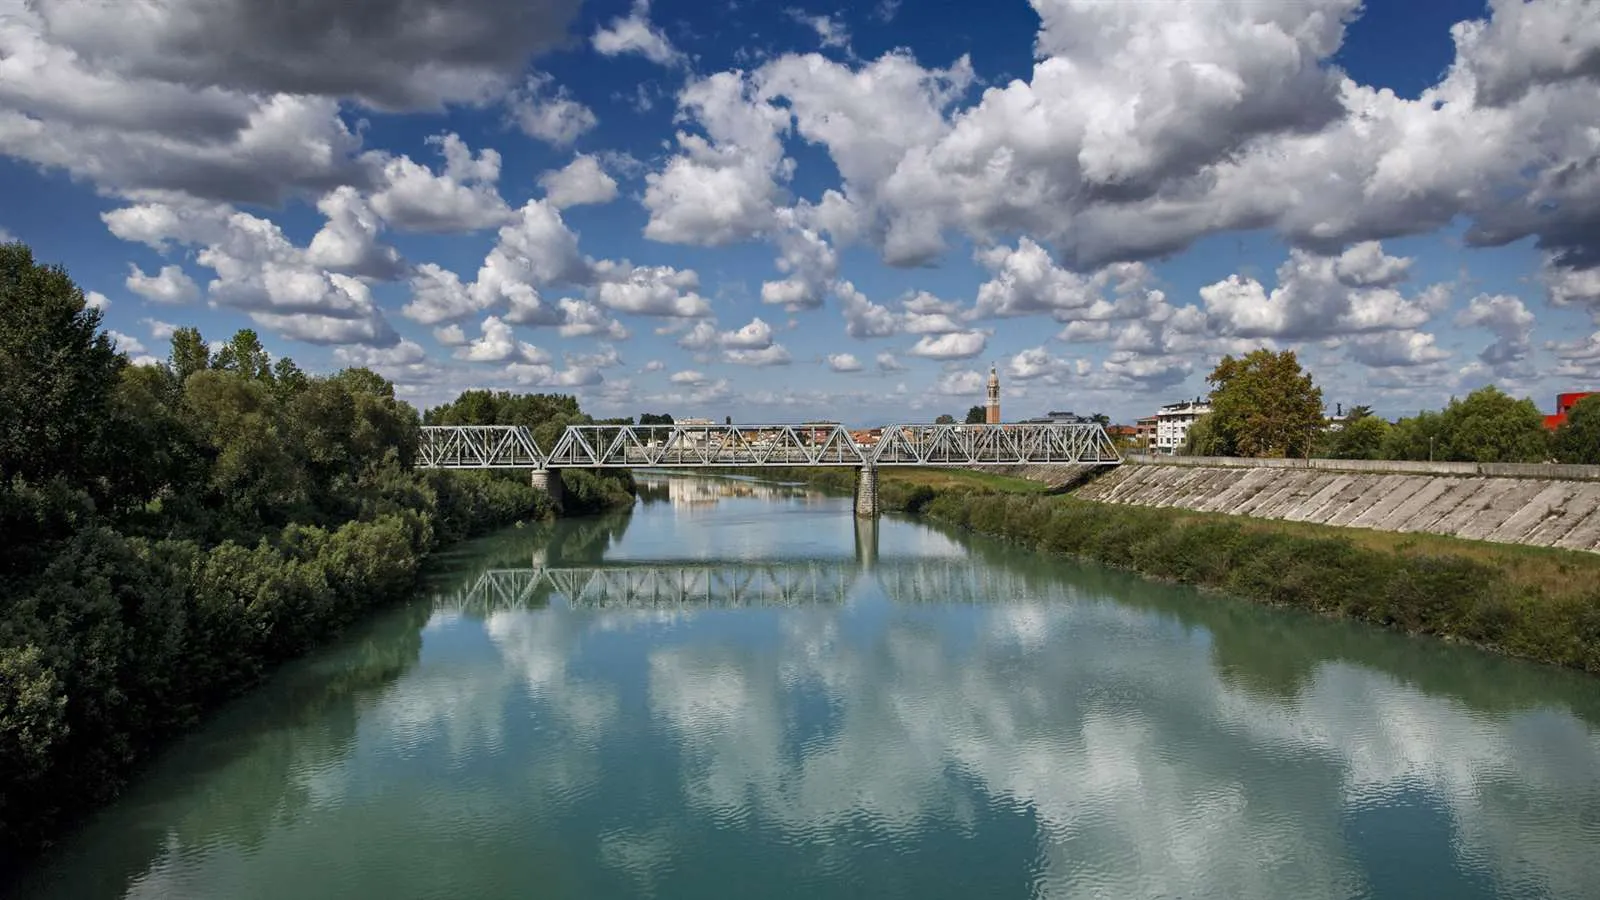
top-left (827, 353), bottom-right (863, 372)
top-left (125, 263), bottom-right (199, 304)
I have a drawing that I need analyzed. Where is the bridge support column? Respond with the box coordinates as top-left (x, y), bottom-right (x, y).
top-left (531, 467), bottom-right (565, 509)
top-left (854, 465), bottom-right (879, 518)
top-left (854, 514), bottom-right (879, 569)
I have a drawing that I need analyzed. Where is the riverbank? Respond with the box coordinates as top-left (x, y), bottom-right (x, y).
top-left (780, 467), bottom-right (1600, 675)
top-left (0, 468), bottom-right (631, 873)
top-left (1079, 458), bottom-right (1600, 552)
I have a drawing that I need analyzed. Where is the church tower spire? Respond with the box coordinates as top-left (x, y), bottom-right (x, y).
top-left (986, 363), bottom-right (1001, 425)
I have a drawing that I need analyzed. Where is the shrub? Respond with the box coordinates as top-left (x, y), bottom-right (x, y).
top-left (881, 485), bottom-right (1600, 678)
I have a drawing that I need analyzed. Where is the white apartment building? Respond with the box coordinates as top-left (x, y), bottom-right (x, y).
top-left (1153, 400), bottom-right (1211, 453)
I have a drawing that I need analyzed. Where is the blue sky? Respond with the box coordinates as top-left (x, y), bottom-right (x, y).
top-left (3, 0), bottom-right (1598, 426)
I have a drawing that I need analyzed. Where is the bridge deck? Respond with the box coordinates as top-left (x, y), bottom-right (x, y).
top-left (418, 423), bottom-right (1121, 469)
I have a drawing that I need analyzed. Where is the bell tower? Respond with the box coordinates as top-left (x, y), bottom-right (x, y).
top-left (986, 364), bottom-right (1001, 424)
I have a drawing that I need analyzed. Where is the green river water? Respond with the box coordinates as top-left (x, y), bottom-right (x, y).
top-left (13, 473), bottom-right (1600, 899)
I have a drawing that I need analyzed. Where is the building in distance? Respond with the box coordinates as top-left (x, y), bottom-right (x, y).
top-left (986, 365), bottom-right (1001, 424)
top-left (1135, 415), bottom-right (1157, 453)
top-left (1544, 392), bottom-right (1596, 430)
top-left (1105, 424), bottom-right (1139, 448)
top-left (1153, 399), bottom-right (1211, 454)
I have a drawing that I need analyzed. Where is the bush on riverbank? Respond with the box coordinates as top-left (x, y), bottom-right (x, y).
top-left (0, 242), bottom-right (617, 868)
top-left (910, 489), bottom-right (1600, 674)
top-left (0, 468), bottom-right (555, 865)
top-left (759, 462), bottom-right (1600, 674)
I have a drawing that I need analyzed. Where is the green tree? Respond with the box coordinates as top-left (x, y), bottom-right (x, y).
top-left (1182, 414), bottom-right (1225, 456)
top-left (169, 326), bottom-right (211, 383)
top-left (271, 357), bottom-right (310, 401)
top-left (1320, 406), bottom-right (1390, 460)
top-left (965, 405), bottom-right (986, 424)
top-left (1381, 409), bottom-right (1447, 461)
top-left (0, 242), bottom-right (125, 492)
top-left (212, 328), bottom-right (272, 381)
top-left (934, 413), bottom-right (956, 424)
top-left (639, 413), bottom-right (674, 426)
top-left (1089, 412), bottom-right (1111, 426)
top-left (181, 369), bottom-right (309, 536)
top-left (1205, 349), bottom-right (1324, 458)
top-left (1437, 386), bottom-right (1549, 463)
top-left (1553, 396), bottom-right (1600, 464)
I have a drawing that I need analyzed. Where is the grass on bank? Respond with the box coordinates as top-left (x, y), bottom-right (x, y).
top-left (879, 467), bottom-right (1053, 493)
top-left (771, 466), bottom-right (1600, 674)
top-left (726, 465), bottom-right (1049, 495)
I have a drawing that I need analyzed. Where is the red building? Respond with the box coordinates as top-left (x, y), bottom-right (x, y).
top-left (1544, 392), bottom-right (1597, 430)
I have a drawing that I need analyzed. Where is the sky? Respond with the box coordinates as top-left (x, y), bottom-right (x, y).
top-left (2, 0), bottom-right (1598, 427)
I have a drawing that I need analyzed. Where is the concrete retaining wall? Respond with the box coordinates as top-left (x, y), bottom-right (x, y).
top-left (1122, 454), bottom-right (1600, 481)
top-left (1075, 461), bottom-right (1600, 553)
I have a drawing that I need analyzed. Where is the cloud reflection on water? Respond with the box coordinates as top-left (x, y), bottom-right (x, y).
top-left (495, 570), bottom-right (1596, 898)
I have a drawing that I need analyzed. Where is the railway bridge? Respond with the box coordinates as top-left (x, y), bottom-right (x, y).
top-left (417, 422), bottom-right (1121, 516)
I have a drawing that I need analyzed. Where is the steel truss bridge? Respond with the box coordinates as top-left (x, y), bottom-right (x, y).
top-left (417, 422), bottom-right (1122, 470)
top-left (434, 560), bottom-right (1073, 613)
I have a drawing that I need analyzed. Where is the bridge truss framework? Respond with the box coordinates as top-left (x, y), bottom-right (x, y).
top-left (418, 422), bottom-right (1122, 470)
top-left (417, 421), bottom-right (1120, 517)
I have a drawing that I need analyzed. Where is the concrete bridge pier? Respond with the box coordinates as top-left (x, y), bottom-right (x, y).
top-left (854, 514), bottom-right (879, 570)
top-left (854, 465), bottom-right (879, 518)
top-left (531, 467), bottom-right (565, 509)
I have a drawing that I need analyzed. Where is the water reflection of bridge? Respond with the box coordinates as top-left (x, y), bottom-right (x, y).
top-left (435, 558), bottom-right (1063, 613)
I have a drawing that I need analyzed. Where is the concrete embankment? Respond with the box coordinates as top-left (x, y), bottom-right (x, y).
top-left (1070, 456), bottom-right (1600, 553)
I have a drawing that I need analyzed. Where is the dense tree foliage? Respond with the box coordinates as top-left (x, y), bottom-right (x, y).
top-left (1204, 350), bottom-right (1325, 458)
top-left (0, 243), bottom-right (624, 867)
top-left (0, 243), bottom-right (130, 505)
top-left (965, 405), bottom-right (986, 424)
top-left (1181, 413), bottom-right (1224, 456)
top-left (1383, 388), bottom-right (1550, 463)
top-left (424, 389), bottom-right (586, 451)
top-left (1318, 406), bottom-right (1391, 460)
top-left (1177, 342), bottom-right (1561, 465)
top-left (934, 413), bottom-right (956, 424)
top-left (1554, 396), bottom-right (1600, 464)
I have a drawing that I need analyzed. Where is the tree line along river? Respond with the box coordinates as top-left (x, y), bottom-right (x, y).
top-left (11, 473), bottom-right (1600, 900)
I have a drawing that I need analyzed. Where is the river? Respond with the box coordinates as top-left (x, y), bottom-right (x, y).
top-left (13, 473), bottom-right (1600, 899)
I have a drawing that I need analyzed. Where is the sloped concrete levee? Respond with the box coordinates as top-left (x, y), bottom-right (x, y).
top-left (1071, 456), bottom-right (1600, 553)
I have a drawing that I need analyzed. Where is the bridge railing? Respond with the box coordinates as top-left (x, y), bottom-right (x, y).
top-left (871, 423), bottom-right (1120, 466)
top-left (417, 422), bottom-right (1121, 469)
top-left (546, 423), bottom-right (869, 467)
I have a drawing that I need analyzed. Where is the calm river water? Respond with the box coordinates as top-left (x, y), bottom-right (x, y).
top-left (14, 473), bottom-right (1600, 899)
